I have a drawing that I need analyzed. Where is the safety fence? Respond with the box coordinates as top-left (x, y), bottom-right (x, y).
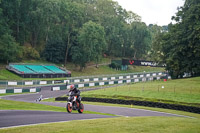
top-left (51, 74), bottom-right (168, 91)
top-left (0, 71), bottom-right (169, 86)
top-left (0, 71), bottom-right (170, 93)
top-left (55, 97), bottom-right (200, 114)
top-left (0, 87), bottom-right (41, 94)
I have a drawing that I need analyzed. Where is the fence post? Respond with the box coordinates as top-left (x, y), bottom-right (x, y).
top-left (142, 84), bottom-right (144, 92)
top-left (142, 78), bottom-right (145, 92)
top-left (174, 86), bottom-right (176, 93)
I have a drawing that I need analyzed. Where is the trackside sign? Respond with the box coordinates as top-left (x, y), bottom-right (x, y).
top-left (122, 59), bottom-right (165, 67)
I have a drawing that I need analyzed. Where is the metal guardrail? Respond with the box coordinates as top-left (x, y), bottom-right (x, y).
top-left (0, 71), bottom-right (167, 86)
top-left (0, 72), bottom-right (169, 93)
top-left (67, 71), bottom-right (165, 80)
top-left (0, 87), bottom-right (41, 94)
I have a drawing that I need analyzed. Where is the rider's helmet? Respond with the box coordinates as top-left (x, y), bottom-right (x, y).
top-left (70, 84), bottom-right (75, 91)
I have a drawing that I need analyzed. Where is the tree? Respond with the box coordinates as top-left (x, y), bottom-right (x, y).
top-left (0, 34), bottom-right (21, 63)
top-left (148, 24), bottom-right (165, 61)
top-left (72, 21), bottom-right (106, 70)
top-left (160, 0), bottom-right (200, 78)
top-left (127, 22), bottom-right (151, 59)
top-left (0, 0), bottom-right (153, 65)
top-left (43, 39), bottom-right (65, 63)
top-left (0, 1), bottom-right (21, 63)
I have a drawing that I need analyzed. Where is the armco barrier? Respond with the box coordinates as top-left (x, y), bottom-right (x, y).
top-left (51, 75), bottom-right (164, 91)
top-left (55, 97), bottom-right (200, 114)
top-left (1, 72), bottom-right (169, 92)
top-left (51, 85), bottom-right (67, 91)
top-left (0, 71), bottom-right (170, 86)
top-left (0, 87), bottom-right (41, 94)
top-left (51, 72), bottom-right (166, 91)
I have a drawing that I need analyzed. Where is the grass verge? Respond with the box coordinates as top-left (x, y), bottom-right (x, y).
top-left (0, 99), bottom-right (115, 116)
top-left (69, 65), bottom-right (165, 77)
top-left (81, 77), bottom-right (200, 107)
top-left (0, 62), bottom-right (164, 80)
top-left (1, 97), bottom-right (200, 132)
top-left (0, 93), bottom-right (34, 97)
top-left (0, 99), bottom-right (67, 112)
top-left (0, 116), bottom-right (200, 133)
top-left (43, 98), bottom-right (200, 119)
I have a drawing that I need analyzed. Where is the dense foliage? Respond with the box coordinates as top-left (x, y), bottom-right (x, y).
top-left (0, 0), bottom-right (199, 78)
top-left (153, 0), bottom-right (200, 78)
top-left (71, 21), bottom-right (106, 70)
top-left (0, 0), bottom-right (155, 66)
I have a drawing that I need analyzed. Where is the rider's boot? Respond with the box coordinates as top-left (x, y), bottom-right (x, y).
top-left (72, 101), bottom-right (76, 110)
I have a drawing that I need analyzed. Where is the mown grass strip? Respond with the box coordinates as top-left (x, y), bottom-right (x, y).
top-left (0, 117), bottom-right (200, 133)
top-left (81, 77), bottom-right (200, 107)
top-left (0, 99), bottom-right (114, 116)
top-left (0, 93), bottom-right (33, 97)
top-left (0, 99), bottom-right (67, 112)
top-left (43, 98), bottom-right (200, 119)
top-left (0, 64), bottom-right (164, 80)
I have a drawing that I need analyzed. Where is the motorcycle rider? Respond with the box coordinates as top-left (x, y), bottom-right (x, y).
top-left (68, 84), bottom-right (81, 105)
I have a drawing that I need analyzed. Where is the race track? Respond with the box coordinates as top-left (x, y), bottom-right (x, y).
top-left (0, 110), bottom-right (114, 128)
top-left (0, 86), bottom-right (185, 128)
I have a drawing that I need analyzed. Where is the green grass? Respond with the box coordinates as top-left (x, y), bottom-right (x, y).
top-left (0, 117), bottom-right (200, 133)
top-left (0, 69), bottom-right (68, 81)
top-left (69, 65), bottom-right (165, 77)
top-left (0, 69), bottom-right (23, 80)
top-left (0, 99), bottom-right (66, 112)
top-left (0, 59), bottom-right (165, 80)
top-left (20, 59), bottom-right (54, 64)
top-left (0, 93), bottom-right (33, 97)
top-left (81, 77), bottom-right (200, 107)
top-left (1, 93), bottom-right (200, 132)
top-left (0, 99), bottom-right (115, 116)
top-left (43, 98), bottom-right (200, 119)
top-left (82, 101), bottom-right (200, 119)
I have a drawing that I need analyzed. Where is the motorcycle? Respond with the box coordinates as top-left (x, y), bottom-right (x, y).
top-left (66, 91), bottom-right (84, 113)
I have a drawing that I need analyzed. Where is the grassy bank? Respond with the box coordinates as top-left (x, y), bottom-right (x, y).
top-left (70, 65), bottom-right (165, 77)
top-left (0, 99), bottom-right (66, 112)
top-left (0, 61), bottom-right (164, 80)
top-left (1, 116), bottom-right (200, 133)
top-left (0, 99), bottom-right (114, 116)
top-left (81, 77), bottom-right (200, 107)
top-left (43, 98), bottom-right (200, 118)
top-left (1, 91), bottom-right (200, 132)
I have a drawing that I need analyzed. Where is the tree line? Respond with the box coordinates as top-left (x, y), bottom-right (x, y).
top-left (151, 0), bottom-right (200, 78)
top-left (0, 0), bottom-right (166, 69)
top-left (1, 0), bottom-right (199, 78)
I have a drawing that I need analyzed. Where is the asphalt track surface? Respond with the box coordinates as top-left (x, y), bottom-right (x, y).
top-left (0, 86), bottom-right (186, 128)
top-left (0, 110), bottom-right (114, 128)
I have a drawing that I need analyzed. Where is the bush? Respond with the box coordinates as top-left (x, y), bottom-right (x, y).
top-left (0, 33), bottom-right (22, 63)
top-left (22, 44), bottom-right (40, 60)
top-left (109, 62), bottom-right (117, 69)
top-left (43, 39), bottom-right (65, 63)
top-left (109, 62), bottom-right (121, 70)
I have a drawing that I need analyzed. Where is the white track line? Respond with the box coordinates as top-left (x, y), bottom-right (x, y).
top-left (0, 117), bottom-right (111, 129)
top-left (85, 104), bottom-right (195, 119)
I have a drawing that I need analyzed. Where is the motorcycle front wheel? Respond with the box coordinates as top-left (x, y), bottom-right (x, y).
top-left (66, 103), bottom-right (72, 113)
top-left (78, 103), bottom-right (84, 113)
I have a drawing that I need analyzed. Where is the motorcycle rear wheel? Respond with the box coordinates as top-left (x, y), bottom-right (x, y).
top-left (66, 103), bottom-right (72, 113)
top-left (78, 103), bottom-right (84, 113)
